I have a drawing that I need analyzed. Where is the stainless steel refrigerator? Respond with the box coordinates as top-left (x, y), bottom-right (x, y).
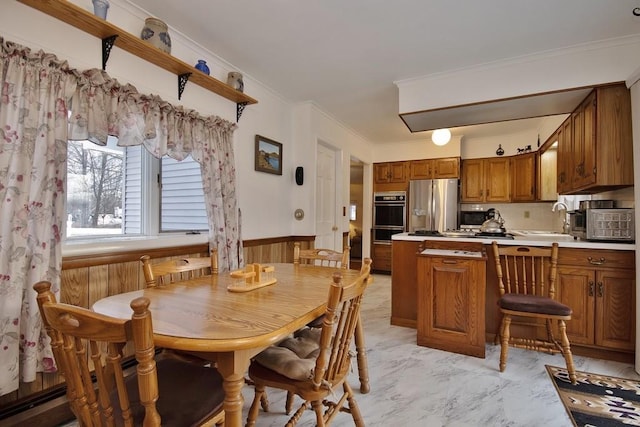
top-left (408, 179), bottom-right (459, 233)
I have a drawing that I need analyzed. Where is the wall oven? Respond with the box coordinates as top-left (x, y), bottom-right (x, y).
top-left (373, 191), bottom-right (406, 243)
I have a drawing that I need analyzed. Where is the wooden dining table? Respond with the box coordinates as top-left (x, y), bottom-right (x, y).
top-left (92, 262), bottom-right (366, 427)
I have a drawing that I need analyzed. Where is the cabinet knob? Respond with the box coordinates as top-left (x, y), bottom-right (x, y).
top-left (587, 256), bottom-right (606, 265)
top-left (588, 281), bottom-right (594, 296)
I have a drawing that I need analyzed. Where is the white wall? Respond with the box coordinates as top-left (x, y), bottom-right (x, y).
top-left (3, 0), bottom-right (373, 244)
top-left (397, 35), bottom-right (640, 114)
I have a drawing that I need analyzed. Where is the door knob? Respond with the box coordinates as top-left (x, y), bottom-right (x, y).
top-left (332, 226), bottom-right (338, 231)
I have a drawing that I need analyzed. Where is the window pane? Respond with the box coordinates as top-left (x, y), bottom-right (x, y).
top-left (160, 156), bottom-right (208, 232)
top-left (66, 137), bottom-right (125, 238)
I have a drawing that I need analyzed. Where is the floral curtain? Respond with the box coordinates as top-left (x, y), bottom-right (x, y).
top-left (0, 38), bottom-right (77, 395)
top-left (0, 38), bottom-right (242, 396)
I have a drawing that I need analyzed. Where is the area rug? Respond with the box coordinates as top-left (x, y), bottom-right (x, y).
top-left (546, 365), bottom-right (640, 426)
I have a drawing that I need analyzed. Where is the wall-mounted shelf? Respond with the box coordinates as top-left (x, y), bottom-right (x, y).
top-left (17, 0), bottom-right (257, 121)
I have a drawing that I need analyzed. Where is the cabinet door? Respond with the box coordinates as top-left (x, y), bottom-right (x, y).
top-left (389, 162), bottom-right (407, 183)
top-left (409, 159), bottom-right (432, 180)
top-left (511, 153), bottom-right (536, 202)
top-left (571, 105), bottom-right (585, 189)
top-left (433, 157), bottom-right (460, 179)
top-left (596, 269), bottom-right (635, 351)
top-left (374, 163), bottom-right (390, 183)
top-left (578, 93), bottom-right (596, 188)
top-left (391, 240), bottom-right (422, 327)
top-left (460, 159), bottom-right (484, 202)
top-left (556, 267), bottom-right (595, 346)
top-left (417, 256), bottom-right (486, 358)
top-left (557, 117), bottom-right (573, 194)
top-left (485, 158), bottom-right (510, 202)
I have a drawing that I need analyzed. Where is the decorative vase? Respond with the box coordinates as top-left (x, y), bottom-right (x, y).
top-left (226, 72), bottom-right (244, 92)
top-left (92, 0), bottom-right (109, 19)
top-left (140, 17), bottom-right (171, 54)
top-left (194, 60), bottom-right (210, 75)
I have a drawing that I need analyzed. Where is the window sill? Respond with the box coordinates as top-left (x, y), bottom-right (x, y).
top-left (62, 233), bottom-right (209, 257)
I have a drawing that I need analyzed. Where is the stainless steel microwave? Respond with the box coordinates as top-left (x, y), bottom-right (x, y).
top-left (569, 208), bottom-right (635, 242)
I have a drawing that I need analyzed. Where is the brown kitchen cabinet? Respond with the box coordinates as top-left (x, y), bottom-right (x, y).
top-left (557, 84), bottom-right (633, 194)
top-left (391, 240), bottom-right (422, 327)
top-left (374, 162), bottom-right (407, 184)
top-left (510, 153), bottom-right (536, 202)
top-left (371, 242), bottom-right (392, 273)
top-left (417, 242), bottom-right (487, 358)
top-left (461, 157), bottom-right (510, 202)
top-left (410, 157), bottom-right (460, 180)
top-left (537, 131), bottom-right (559, 201)
top-left (555, 248), bottom-right (635, 353)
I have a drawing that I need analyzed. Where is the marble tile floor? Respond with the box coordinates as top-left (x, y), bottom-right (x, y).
top-left (59, 273), bottom-right (639, 427)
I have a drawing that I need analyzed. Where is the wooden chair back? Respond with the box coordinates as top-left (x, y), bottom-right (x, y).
top-left (492, 242), bottom-right (559, 299)
top-left (293, 242), bottom-right (349, 269)
top-left (313, 258), bottom-right (371, 389)
top-left (141, 248), bottom-right (218, 287)
top-left (33, 281), bottom-right (161, 427)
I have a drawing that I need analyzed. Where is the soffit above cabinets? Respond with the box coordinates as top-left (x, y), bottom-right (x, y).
top-left (399, 87), bottom-right (594, 133)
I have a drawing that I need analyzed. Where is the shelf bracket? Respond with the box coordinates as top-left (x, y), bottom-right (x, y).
top-left (177, 72), bottom-right (192, 100)
top-left (236, 102), bottom-right (248, 122)
top-left (101, 35), bottom-right (118, 70)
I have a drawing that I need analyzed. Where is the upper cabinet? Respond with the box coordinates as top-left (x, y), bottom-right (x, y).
top-left (557, 84), bottom-right (633, 194)
top-left (410, 158), bottom-right (460, 180)
top-left (461, 157), bottom-right (511, 203)
top-left (374, 162), bottom-right (407, 184)
top-left (537, 133), bottom-right (559, 201)
top-left (511, 153), bottom-right (537, 202)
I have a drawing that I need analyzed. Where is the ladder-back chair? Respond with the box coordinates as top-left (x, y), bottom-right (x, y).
top-left (140, 248), bottom-right (218, 287)
top-left (491, 242), bottom-right (576, 384)
top-left (246, 259), bottom-right (372, 427)
top-left (33, 281), bottom-right (225, 426)
top-left (293, 242), bottom-right (349, 268)
top-left (293, 241), bottom-right (371, 397)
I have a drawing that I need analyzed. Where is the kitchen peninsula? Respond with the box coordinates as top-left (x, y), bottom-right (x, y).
top-left (392, 232), bottom-right (636, 362)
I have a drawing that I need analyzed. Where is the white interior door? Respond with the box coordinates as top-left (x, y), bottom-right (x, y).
top-left (316, 143), bottom-right (340, 250)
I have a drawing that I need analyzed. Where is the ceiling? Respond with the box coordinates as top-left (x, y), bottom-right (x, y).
top-left (128, 0), bottom-right (640, 143)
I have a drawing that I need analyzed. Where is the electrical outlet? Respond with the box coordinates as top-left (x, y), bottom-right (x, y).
top-left (524, 210), bottom-right (530, 218)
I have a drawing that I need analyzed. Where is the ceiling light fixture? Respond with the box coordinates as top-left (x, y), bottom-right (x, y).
top-left (431, 128), bottom-right (451, 146)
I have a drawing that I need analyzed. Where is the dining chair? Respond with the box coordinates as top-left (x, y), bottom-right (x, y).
top-left (293, 241), bottom-right (371, 398)
top-left (140, 248), bottom-right (218, 287)
top-left (491, 242), bottom-right (577, 384)
top-left (246, 258), bottom-right (372, 427)
top-left (33, 281), bottom-right (225, 427)
top-left (293, 242), bottom-right (349, 268)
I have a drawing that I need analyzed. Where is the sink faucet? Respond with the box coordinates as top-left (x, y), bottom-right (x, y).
top-left (551, 201), bottom-right (568, 212)
top-left (551, 202), bottom-right (570, 233)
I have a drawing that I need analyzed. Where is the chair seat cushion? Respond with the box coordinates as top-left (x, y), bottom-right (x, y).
top-left (499, 293), bottom-right (572, 316)
top-left (118, 356), bottom-right (224, 427)
top-left (254, 327), bottom-right (321, 380)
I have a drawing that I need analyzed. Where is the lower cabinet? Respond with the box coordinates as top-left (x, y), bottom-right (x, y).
top-left (556, 249), bottom-right (636, 353)
top-left (416, 245), bottom-right (487, 358)
top-left (371, 242), bottom-right (392, 273)
top-left (391, 240), bottom-right (422, 327)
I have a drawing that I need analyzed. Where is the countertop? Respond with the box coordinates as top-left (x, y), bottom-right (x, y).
top-left (391, 232), bottom-right (636, 251)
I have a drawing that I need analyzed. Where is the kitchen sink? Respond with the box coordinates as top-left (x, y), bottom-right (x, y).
top-left (510, 230), bottom-right (568, 237)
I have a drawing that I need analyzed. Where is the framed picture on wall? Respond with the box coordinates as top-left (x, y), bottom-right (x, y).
top-left (255, 135), bottom-right (282, 175)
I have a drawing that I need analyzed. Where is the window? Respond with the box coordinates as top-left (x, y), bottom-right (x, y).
top-left (160, 156), bottom-right (208, 232)
top-left (65, 137), bottom-right (208, 240)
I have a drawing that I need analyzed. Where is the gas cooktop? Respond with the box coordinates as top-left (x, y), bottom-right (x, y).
top-left (409, 230), bottom-right (515, 240)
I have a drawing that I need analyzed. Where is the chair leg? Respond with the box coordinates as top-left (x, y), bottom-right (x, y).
top-left (344, 381), bottom-right (365, 427)
top-left (499, 315), bottom-right (511, 372)
top-left (311, 400), bottom-right (326, 427)
top-left (285, 391), bottom-right (295, 414)
top-left (246, 383), bottom-right (266, 427)
top-left (558, 320), bottom-right (577, 385)
top-left (354, 317), bottom-right (370, 393)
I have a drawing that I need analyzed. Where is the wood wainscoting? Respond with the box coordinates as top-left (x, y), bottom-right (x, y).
top-left (0, 235), bottom-right (324, 425)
